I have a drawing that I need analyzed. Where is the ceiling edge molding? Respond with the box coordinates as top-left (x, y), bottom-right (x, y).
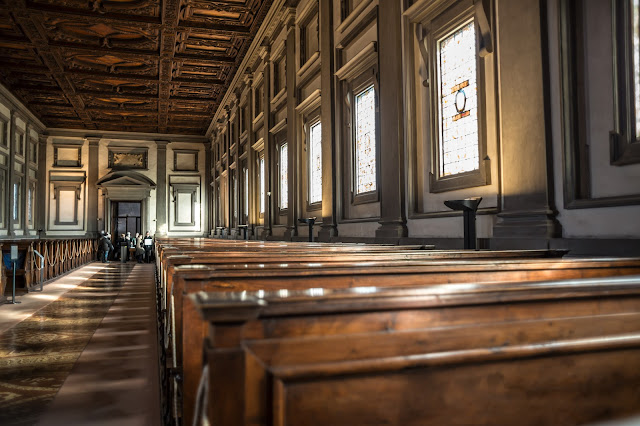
top-left (45, 127), bottom-right (209, 143)
top-left (206, 0), bottom-right (287, 139)
top-left (0, 83), bottom-right (46, 131)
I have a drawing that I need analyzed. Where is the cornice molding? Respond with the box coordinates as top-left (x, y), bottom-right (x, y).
top-left (206, 0), bottom-right (288, 138)
top-left (0, 83), bottom-right (46, 131)
top-left (45, 128), bottom-right (208, 143)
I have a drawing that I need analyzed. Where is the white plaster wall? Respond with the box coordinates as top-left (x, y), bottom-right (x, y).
top-left (45, 136), bottom-right (88, 237)
top-left (166, 142), bottom-right (206, 236)
top-left (547, 0), bottom-right (640, 238)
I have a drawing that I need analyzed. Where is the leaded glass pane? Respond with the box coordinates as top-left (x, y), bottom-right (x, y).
top-left (280, 143), bottom-right (288, 209)
top-left (438, 20), bottom-right (480, 176)
top-left (633, 0), bottom-right (640, 138)
top-left (309, 121), bottom-right (322, 204)
top-left (259, 155), bottom-right (265, 214)
top-left (244, 167), bottom-right (248, 220)
top-left (355, 84), bottom-right (377, 194)
top-left (27, 185), bottom-right (33, 223)
top-left (13, 181), bottom-right (19, 222)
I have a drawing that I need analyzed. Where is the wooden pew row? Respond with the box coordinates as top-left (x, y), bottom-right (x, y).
top-left (191, 274), bottom-right (640, 426)
top-left (158, 248), bottom-right (566, 363)
top-left (155, 241), bottom-right (437, 340)
top-left (154, 240), bottom-right (560, 423)
top-left (158, 248), bottom-right (566, 349)
top-left (1, 238), bottom-right (96, 300)
top-left (170, 256), bottom-right (640, 425)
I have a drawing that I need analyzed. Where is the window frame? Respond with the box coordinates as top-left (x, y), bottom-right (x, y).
top-left (299, 4), bottom-right (319, 68)
top-left (306, 114), bottom-right (323, 210)
top-left (277, 139), bottom-right (289, 213)
top-left (426, 4), bottom-right (490, 193)
top-left (0, 117), bottom-right (7, 148)
top-left (14, 129), bottom-right (25, 159)
top-left (348, 71), bottom-right (380, 205)
top-left (258, 151), bottom-right (265, 218)
top-left (27, 179), bottom-right (36, 227)
top-left (0, 165), bottom-right (6, 229)
top-left (239, 159), bottom-right (249, 225)
top-left (611, 0), bottom-right (640, 165)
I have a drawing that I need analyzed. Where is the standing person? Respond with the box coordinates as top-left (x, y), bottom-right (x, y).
top-left (125, 232), bottom-right (132, 261)
top-left (97, 230), bottom-right (105, 261)
top-left (101, 233), bottom-right (113, 263)
top-left (135, 233), bottom-right (145, 263)
top-left (119, 233), bottom-right (128, 263)
top-left (143, 231), bottom-right (154, 263)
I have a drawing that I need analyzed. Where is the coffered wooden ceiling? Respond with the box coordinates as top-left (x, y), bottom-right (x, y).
top-left (0, 0), bottom-right (272, 135)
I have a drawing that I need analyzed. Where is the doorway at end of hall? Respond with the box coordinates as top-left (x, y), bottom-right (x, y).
top-left (111, 201), bottom-right (142, 239)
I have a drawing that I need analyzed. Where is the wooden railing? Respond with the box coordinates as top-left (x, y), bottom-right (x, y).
top-left (1, 238), bottom-right (97, 299)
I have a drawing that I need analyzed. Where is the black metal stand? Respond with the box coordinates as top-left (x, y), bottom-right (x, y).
top-left (8, 261), bottom-right (21, 304)
top-left (238, 225), bottom-right (248, 240)
top-left (298, 217), bottom-right (317, 242)
top-left (444, 197), bottom-right (482, 249)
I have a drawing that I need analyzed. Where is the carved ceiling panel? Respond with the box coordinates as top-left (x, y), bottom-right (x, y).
top-left (0, 0), bottom-right (273, 135)
top-left (82, 95), bottom-right (157, 110)
top-left (20, 92), bottom-right (72, 107)
top-left (39, 17), bottom-right (160, 51)
top-left (170, 82), bottom-right (221, 99)
top-left (29, 0), bottom-right (161, 19)
top-left (70, 76), bottom-right (158, 96)
top-left (180, 0), bottom-right (260, 27)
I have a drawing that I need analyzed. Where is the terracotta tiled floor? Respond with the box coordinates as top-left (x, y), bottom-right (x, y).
top-left (0, 262), bottom-right (161, 426)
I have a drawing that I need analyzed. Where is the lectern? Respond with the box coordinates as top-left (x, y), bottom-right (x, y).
top-left (444, 197), bottom-right (482, 249)
top-left (298, 217), bottom-right (317, 242)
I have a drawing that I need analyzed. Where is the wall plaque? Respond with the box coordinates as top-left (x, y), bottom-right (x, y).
top-left (108, 147), bottom-right (148, 170)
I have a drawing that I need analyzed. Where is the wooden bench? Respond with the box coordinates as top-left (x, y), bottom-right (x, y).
top-left (168, 255), bottom-right (640, 425)
top-left (158, 248), bottom-right (566, 343)
top-left (1, 238), bottom-right (96, 295)
top-left (191, 274), bottom-right (640, 425)
top-left (1, 240), bottom-right (34, 293)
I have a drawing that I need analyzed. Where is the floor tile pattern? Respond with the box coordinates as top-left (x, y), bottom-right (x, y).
top-left (0, 263), bottom-right (158, 426)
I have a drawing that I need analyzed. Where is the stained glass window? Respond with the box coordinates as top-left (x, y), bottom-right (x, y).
top-left (13, 181), bottom-right (19, 222)
top-left (243, 167), bottom-right (248, 220)
top-left (259, 155), bottom-right (265, 214)
top-left (355, 84), bottom-right (377, 194)
top-left (634, 0), bottom-right (640, 138)
top-left (27, 185), bottom-right (33, 223)
top-left (309, 121), bottom-right (322, 204)
top-left (280, 143), bottom-right (288, 209)
top-left (438, 20), bottom-right (479, 176)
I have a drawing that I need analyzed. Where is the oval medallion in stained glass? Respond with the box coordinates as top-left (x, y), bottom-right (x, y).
top-left (437, 20), bottom-right (479, 177)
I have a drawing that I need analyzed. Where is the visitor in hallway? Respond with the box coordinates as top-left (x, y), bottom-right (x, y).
top-left (135, 233), bottom-right (145, 263)
top-left (119, 233), bottom-right (128, 262)
top-left (97, 230), bottom-right (105, 261)
top-left (101, 233), bottom-right (113, 263)
top-left (143, 231), bottom-right (154, 263)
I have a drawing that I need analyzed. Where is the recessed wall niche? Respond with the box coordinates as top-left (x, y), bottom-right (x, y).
top-left (108, 146), bottom-right (148, 170)
top-left (54, 144), bottom-right (82, 167)
top-left (173, 149), bottom-right (198, 172)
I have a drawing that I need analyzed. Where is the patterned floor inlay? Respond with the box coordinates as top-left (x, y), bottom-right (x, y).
top-left (0, 263), bottom-right (148, 426)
